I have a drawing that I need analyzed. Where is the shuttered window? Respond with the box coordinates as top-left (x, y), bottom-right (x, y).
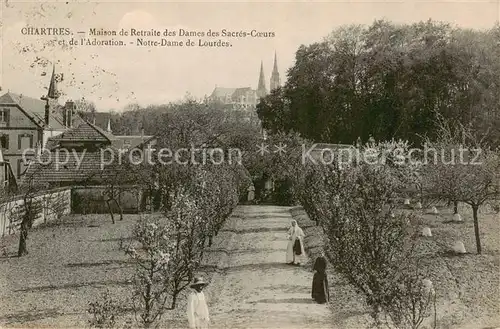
top-left (0, 108), bottom-right (9, 126)
top-left (0, 135), bottom-right (8, 149)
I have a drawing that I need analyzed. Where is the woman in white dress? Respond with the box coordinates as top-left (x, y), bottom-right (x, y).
top-left (286, 220), bottom-right (306, 265)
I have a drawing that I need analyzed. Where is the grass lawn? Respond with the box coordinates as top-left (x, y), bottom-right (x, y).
top-left (291, 203), bottom-right (500, 329)
top-left (0, 213), bottom-right (223, 328)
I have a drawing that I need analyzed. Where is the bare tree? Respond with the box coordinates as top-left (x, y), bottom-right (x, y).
top-left (162, 185), bottom-right (208, 309)
top-left (426, 114), bottom-right (500, 254)
top-left (87, 289), bottom-right (120, 329)
top-left (74, 97), bottom-right (97, 114)
top-left (454, 152), bottom-right (499, 254)
top-left (15, 169), bottom-right (47, 256)
top-left (126, 216), bottom-right (174, 328)
top-left (100, 169), bottom-right (126, 224)
top-left (383, 260), bottom-right (436, 329)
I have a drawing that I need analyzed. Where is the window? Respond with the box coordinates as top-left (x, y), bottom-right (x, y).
top-left (3, 159), bottom-right (10, 182)
top-left (0, 135), bottom-right (8, 149)
top-left (18, 134), bottom-right (33, 150)
top-left (0, 109), bottom-right (9, 125)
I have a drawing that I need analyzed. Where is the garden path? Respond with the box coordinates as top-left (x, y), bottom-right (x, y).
top-left (205, 205), bottom-right (332, 329)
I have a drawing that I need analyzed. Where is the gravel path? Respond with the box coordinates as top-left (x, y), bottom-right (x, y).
top-left (205, 205), bottom-right (332, 329)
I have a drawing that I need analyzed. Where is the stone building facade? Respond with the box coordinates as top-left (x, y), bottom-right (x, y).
top-left (0, 92), bottom-right (80, 183)
top-left (208, 52), bottom-right (281, 112)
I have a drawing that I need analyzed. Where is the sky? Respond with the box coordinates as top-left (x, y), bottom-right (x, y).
top-left (1, 0), bottom-right (499, 112)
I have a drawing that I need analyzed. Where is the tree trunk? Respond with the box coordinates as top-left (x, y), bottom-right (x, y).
top-left (113, 199), bottom-right (123, 221)
top-left (106, 200), bottom-right (115, 224)
top-left (208, 235), bottom-right (213, 247)
top-left (150, 195), bottom-right (154, 214)
top-left (144, 272), bottom-right (152, 327)
top-left (18, 221), bottom-right (29, 257)
top-left (171, 290), bottom-right (179, 309)
top-left (420, 184), bottom-right (424, 204)
top-left (453, 201), bottom-right (458, 214)
top-left (472, 204), bottom-right (482, 254)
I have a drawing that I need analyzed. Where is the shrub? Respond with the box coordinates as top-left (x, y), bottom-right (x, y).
top-left (88, 289), bottom-right (120, 329)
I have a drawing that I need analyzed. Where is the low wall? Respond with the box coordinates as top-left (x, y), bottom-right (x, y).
top-left (0, 185), bottom-right (146, 237)
top-left (71, 185), bottom-right (144, 214)
top-left (0, 187), bottom-right (71, 237)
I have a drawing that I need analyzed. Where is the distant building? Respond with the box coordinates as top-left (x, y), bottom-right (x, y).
top-left (44, 119), bottom-right (156, 152)
top-left (113, 134), bottom-right (156, 150)
top-left (0, 65), bottom-right (87, 186)
top-left (78, 111), bottom-right (112, 131)
top-left (25, 121), bottom-right (156, 187)
top-left (0, 91), bottom-right (83, 184)
top-left (70, 113), bottom-right (156, 150)
top-left (270, 52), bottom-right (281, 92)
top-left (24, 121), bottom-right (120, 187)
top-left (208, 52), bottom-right (281, 112)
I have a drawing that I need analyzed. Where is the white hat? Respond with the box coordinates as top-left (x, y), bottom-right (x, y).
top-left (190, 276), bottom-right (208, 288)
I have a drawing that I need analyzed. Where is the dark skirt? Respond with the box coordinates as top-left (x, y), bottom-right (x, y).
top-left (293, 238), bottom-right (302, 255)
top-left (312, 271), bottom-right (329, 304)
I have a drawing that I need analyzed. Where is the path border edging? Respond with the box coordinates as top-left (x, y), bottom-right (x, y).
top-left (203, 208), bottom-right (242, 309)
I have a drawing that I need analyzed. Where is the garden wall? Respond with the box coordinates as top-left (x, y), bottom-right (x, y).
top-left (71, 185), bottom-right (144, 214)
top-left (0, 185), bottom-right (146, 237)
top-left (0, 187), bottom-right (71, 237)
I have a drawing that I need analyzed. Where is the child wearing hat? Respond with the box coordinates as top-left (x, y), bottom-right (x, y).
top-left (187, 276), bottom-right (210, 329)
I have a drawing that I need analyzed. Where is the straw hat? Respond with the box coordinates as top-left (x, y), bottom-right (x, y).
top-left (190, 276), bottom-right (208, 288)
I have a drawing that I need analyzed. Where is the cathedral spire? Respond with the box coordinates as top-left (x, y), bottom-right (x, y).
top-left (270, 52), bottom-right (281, 91)
top-left (257, 60), bottom-right (267, 98)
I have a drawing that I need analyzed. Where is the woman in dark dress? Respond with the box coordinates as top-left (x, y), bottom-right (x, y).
top-left (311, 256), bottom-right (330, 304)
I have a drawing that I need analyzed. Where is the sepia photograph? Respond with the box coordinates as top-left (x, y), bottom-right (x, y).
top-left (0, 1), bottom-right (499, 328)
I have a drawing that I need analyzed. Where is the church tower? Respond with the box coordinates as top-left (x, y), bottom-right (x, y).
top-left (256, 60), bottom-right (267, 98)
top-left (270, 52), bottom-right (281, 91)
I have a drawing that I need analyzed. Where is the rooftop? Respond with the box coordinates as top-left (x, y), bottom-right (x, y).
top-left (22, 148), bottom-right (126, 186)
top-left (210, 87), bottom-right (237, 98)
top-left (78, 111), bottom-right (112, 131)
top-left (0, 92), bottom-right (82, 129)
top-left (113, 135), bottom-right (155, 150)
top-left (44, 122), bottom-right (113, 150)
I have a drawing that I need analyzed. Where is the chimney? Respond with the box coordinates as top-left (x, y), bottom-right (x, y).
top-left (106, 118), bottom-right (112, 133)
top-left (65, 100), bottom-right (74, 128)
top-left (62, 106), bottom-right (67, 127)
top-left (35, 141), bottom-right (42, 159)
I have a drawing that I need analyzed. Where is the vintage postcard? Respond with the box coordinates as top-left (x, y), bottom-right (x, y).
top-left (0, 1), bottom-right (499, 328)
